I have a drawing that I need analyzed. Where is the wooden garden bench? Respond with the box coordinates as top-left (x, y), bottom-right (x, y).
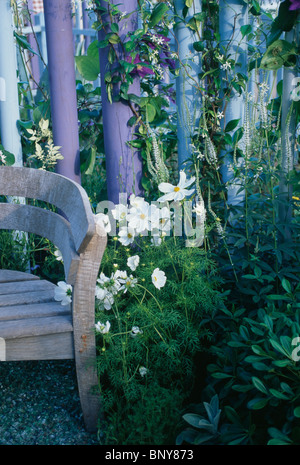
top-left (0, 166), bottom-right (107, 432)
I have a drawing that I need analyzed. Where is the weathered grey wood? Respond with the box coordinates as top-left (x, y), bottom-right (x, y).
top-left (0, 289), bottom-right (56, 307)
top-left (6, 332), bottom-right (74, 361)
top-left (0, 166), bottom-right (95, 253)
top-left (72, 220), bottom-right (107, 431)
top-left (0, 203), bottom-right (80, 284)
top-left (0, 278), bottom-right (55, 295)
top-left (0, 166), bottom-right (107, 432)
top-left (0, 315), bottom-right (73, 339)
top-left (0, 270), bottom-right (40, 283)
top-left (0, 301), bottom-right (71, 321)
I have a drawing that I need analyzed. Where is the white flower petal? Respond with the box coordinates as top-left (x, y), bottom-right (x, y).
top-left (178, 170), bottom-right (187, 188)
top-left (54, 281), bottom-right (72, 306)
top-left (182, 176), bottom-right (196, 189)
top-left (127, 255), bottom-right (140, 271)
top-left (151, 268), bottom-right (167, 289)
top-left (157, 192), bottom-right (178, 203)
top-left (158, 182), bottom-right (174, 194)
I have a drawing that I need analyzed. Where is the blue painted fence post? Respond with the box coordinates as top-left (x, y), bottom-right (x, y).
top-left (173, 0), bottom-right (202, 172)
top-left (0, 0), bottom-right (23, 167)
top-left (43, 0), bottom-right (81, 183)
top-left (278, 23), bottom-right (299, 241)
top-left (219, 0), bottom-right (248, 210)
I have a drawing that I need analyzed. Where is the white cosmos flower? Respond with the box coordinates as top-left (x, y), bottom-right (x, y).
top-left (127, 201), bottom-right (151, 233)
top-left (113, 269), bottom-right (128, 281)
top-left (127, 255), bottom-right (140, 271)
top-left (54, 249), bottom-right (63, 262)
top-left (139, 366), bottom-right (148, 377)
top-left (151, 235), bottom-right (162, 247)
top-left (95, 320), bottom-right (111, 334)
top-left (129, 194), bottom-right (146, 209)
top-left (95, 286), bottom-right (114, 310)
top-left (119, 274), bottom-right (137, 293)
top-left (97, 272), bottom-right (110, 286)
top-left (95, 212), bottom-right (111, 233)
top-left (54, 281), bottom-right (72, 306)
top-left (118, 226), bottom-right (135, 246)
top-left (111, 204), bottom-right (128, 222)
top-left (131, 326), bottom-right (143, 337)
top-left (150, 205), bottom-right (172, 233)
top-left (158, 170), bottom-right (195, 202)
top-left (151, 268), bottom-right (167, 289)
top-left (95, 286), bottom-right (107, 300)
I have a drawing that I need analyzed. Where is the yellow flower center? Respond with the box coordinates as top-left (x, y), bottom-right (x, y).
top-left (127, 233), bottom-right (132, 238)
top-left (174, 186), bottom-right (180, 192)
top-left (154, 276), bottom-right (157, 281)
top-left (140, 213), bottom-right (146, 219)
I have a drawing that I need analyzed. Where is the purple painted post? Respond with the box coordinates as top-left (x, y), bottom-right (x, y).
top-left (98, 0), bottom-right (143, 205)
top-left (43, 0), bottom-right (81, 183)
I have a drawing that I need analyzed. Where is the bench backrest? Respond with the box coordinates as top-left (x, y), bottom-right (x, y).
top-left (0, 166), bottom-right (97, 283)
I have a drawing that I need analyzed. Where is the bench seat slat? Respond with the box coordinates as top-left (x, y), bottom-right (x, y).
top-left (6, 332), bottom-right (75, 361)
top-left (0, 290), bottom-right (57, 307)
top-left (0, 315), bottom-right (73, 339)
top-left (0, 270), bottom-right (40, 283)
top-left (0, 279), bottom-right (55, 296)
top-left (0, 301), bottom-right (71, 321)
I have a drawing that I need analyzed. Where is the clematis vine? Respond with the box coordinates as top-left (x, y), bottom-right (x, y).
top-left (128, 53), bottom-right (155, 78)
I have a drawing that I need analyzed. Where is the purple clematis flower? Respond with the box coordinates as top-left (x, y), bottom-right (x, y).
top-left (289, 0), bottom-right (300, 9)
top-left (143, 34), bottom-right (177, 71)
top-left (127, 54), bottom-right (155, 78)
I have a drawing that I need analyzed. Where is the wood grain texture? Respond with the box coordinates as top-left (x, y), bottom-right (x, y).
top-left (6, 332), bottom-right (74, 361)
top-left (0, 166), bottom-right (95, 252)
top-left (0, 203), bottom-right (80, 284)
top-left (72, 221), bottom-right (107, 431)
top-left (0, 301), bottom-right (71, 321)
top-left (0, 166), bottom-right (107, 432)
top-left (0, 270), bottom-right (40, 283)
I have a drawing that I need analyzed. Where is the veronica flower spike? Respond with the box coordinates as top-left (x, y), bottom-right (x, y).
top-left (157, 170), bottom-right (195, 202)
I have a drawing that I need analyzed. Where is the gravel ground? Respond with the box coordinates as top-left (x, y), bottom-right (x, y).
top-left (0, 360), bottom-right (100, 445)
